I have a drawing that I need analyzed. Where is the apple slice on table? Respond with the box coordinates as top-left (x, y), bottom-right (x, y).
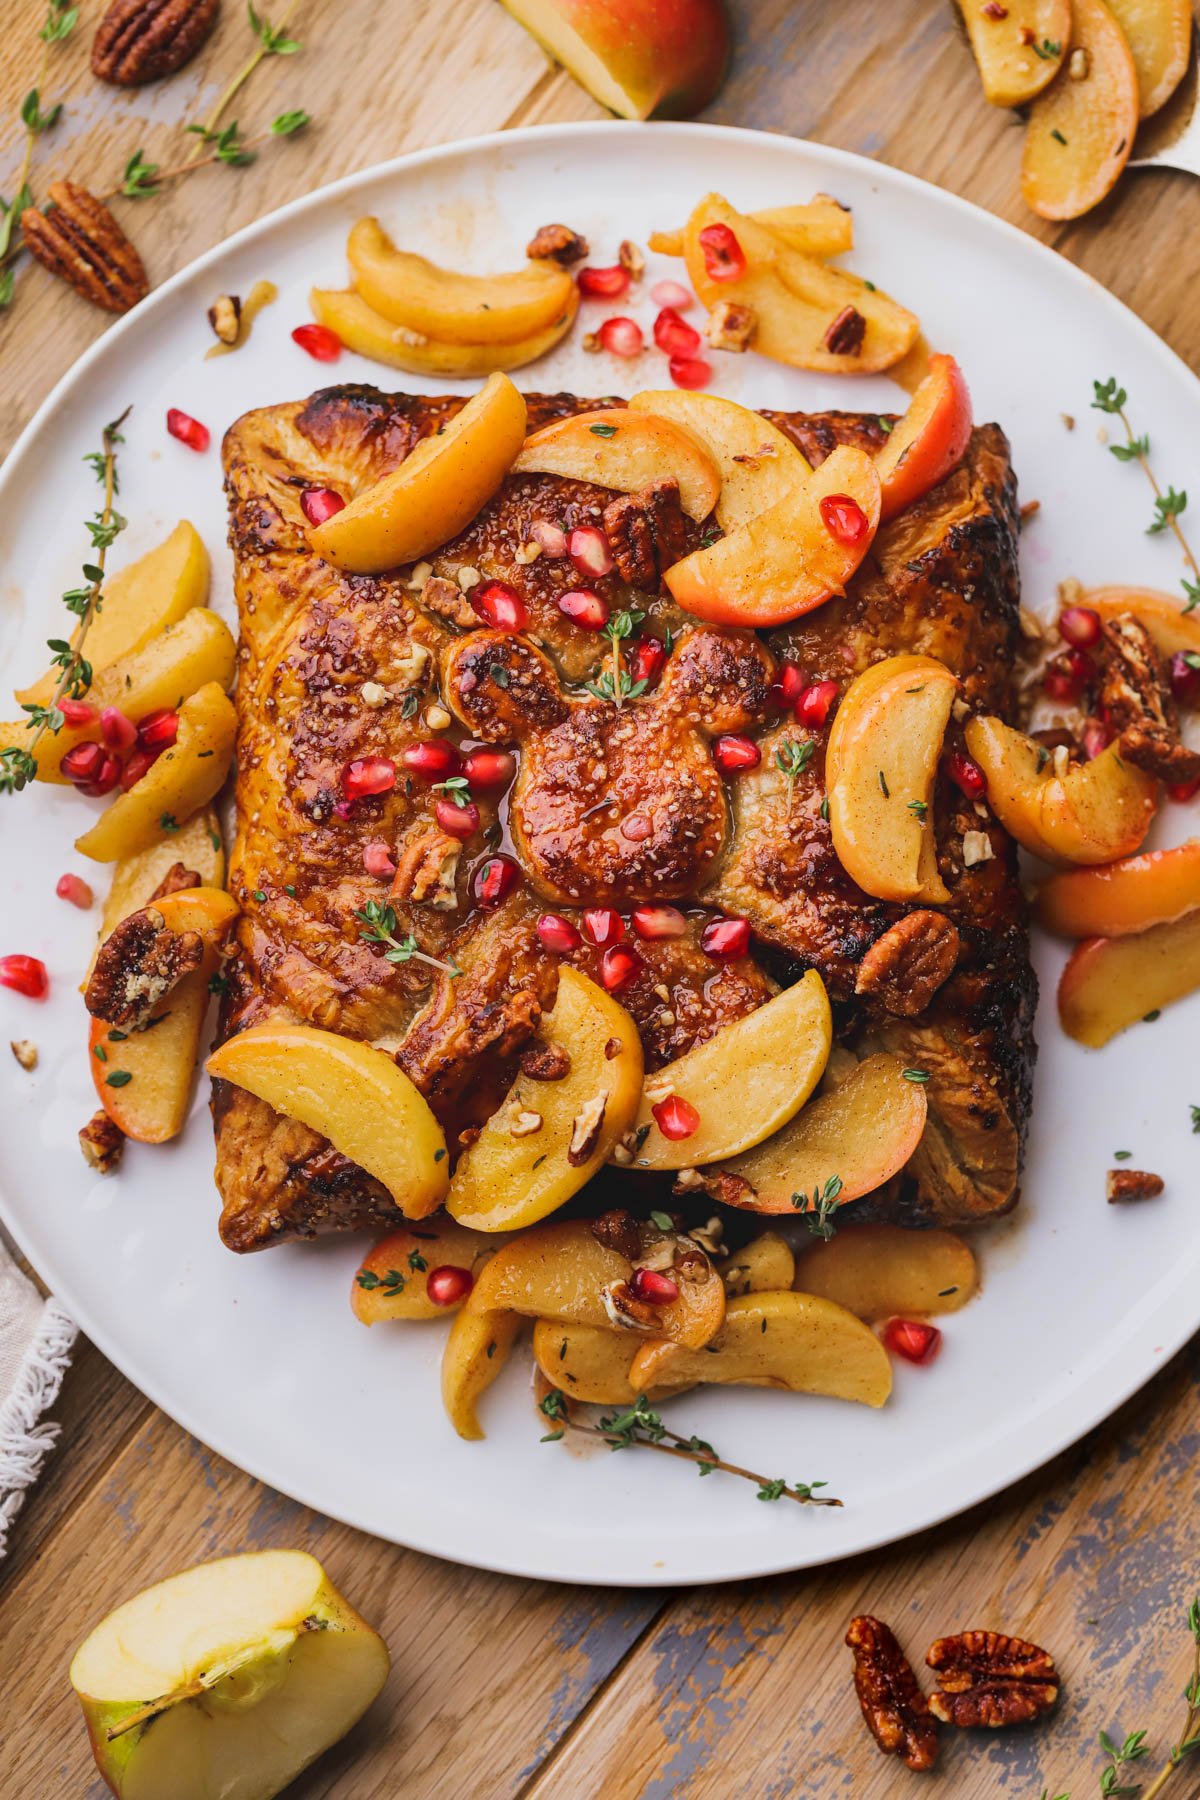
top-left (1104, 0), bottom-right (1191, 116)
top-left (718, 1231), bottom-right (796, 1297)
top-left (628, 970), bottom-right (832, 1170)
top-left (1021, 0), bottom-right (1138, 221)
top-left (70, 1549), bottom-right (389, 1800)
top-left (1084, 585), bottom-right (1200, 661)
top-left (1058, 908), bottom-right (1200, 1046)
top-left (511, 408), bottom-right (721, 521)
top-left (629, 388), bottom-right (811, 530)
top-left (495, 0), bottom-right (730, 120)
top-left (347, 216), bottom-right (575, 343)
top-left (793, 1223), bottom-right (978, 1323)
top-left (955, 0), bottom-right (1069, 106)
top-left (311, 286), bottom-right (578, 377)
top-left (308, 372), bottom-right (527, 574)
top-left (964, 715), bottom-right (1157, 865)
top-left (531, 1319), bottom-right (692, 1405)
top-left (664, 444), bottom-right (881, 627)
top-left (826, 654), bottom-right (958, 903)
top-left (874, 354), bottom-right (973, 520)
top-left (207, 1023), bottom-right (450, 1218)
top-left (650, 197), bottom-right (855, 261)
top-left (352, 1217), bottom-right (495, 1322)
top-left (75, 681), bottom-right (236, 862)
top-left (1036, 840), bottom-right (1200, 938)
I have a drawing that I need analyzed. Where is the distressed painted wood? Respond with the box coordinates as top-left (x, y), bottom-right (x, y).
top-left (2, 0), bottom-right (1198, 1794)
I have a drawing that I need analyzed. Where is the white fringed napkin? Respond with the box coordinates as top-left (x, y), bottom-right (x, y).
top-left (0, 1238), bottom-right (76, 1559)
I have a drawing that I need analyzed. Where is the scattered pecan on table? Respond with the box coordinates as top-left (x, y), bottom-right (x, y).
top-left (926, 1629), bottom-right (1060, 1728)
top-left (21, 181), bottom-right (148, 313)
top-left (1107, 1168), bottom-right (1165, 1204)
top-left (845, 1615), bottom-right (940, 1771)
top-left (92, 0), bottom-right (219, 86)
top-left (525, 222), bottom-right (589, 265)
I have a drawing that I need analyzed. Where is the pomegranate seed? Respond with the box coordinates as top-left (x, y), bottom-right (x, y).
top-left (529, 520), bottom-right (568, 558)
top-left (426, 1265), bottom-right (474, 1307)
top-left (669, 355), bottom-right (712, 390)
top-left (537, 912), bottom-right (582, 955)
top-left (363, 842), bottom-right (397, 879)
top-left (558, 588), bottom-right (610, 631)
top-left (697, 222), bottom-right (746, 282)
top-left (597, 316), bottom-right (644, 357)
top-left (342, 757), bottom-right (396, 800)
top-left (795, 679), bottom-right (839, 729)
top-left (631, 904), bottom-right (687, 940)
top-left (55, 873), bottom-right (93, 910)
top-left (651, 1093), bottom-right (699, 1139)
top-left (649, 279), bottom-right (694, 311)
top-left (599, 943), bottom-right (642, 992)
top-left (58, 698), bottom-right (96, 727)
top-left (883, 1318), bottom-right (942, 1365)
top-left (1043, 648), bottom-right (1095, 704)
top-left (434, 796), bottom-right (481, 839)
top-left (462, 749), bottom-right (514, 789)
top-left (166, 408), bottom-right (209, 453)
top-left (401, 740), bottom-right (461, 782)
top-left (1169, 650), bottom-right (1200, 707)
top-left (300, 486), bottom-right (346, 526)
top-left (0, 954), bottom-right (48, 1000)
top-left (713, 733), bottom-right (761, 774)
top-left (59, 741), bottom-right (104, 785)
top-left (471, 580), bottom-right (528, 631)
top-left (577, 265), bottom-right (630, 299)
top-left (629, 1267), bottom-right (680, 1305)
top-left (137, 708), bottom-right (179, 751)
top-left (653, 307), bottom-right (701, 358)
top-left (473, 855), bottom-right (521, 907)
top-left (80, 752), bottom-right (122, 797)
top-left (701, 916), bottom-right (750, 959)
top-left (118, 749), bottom-right (153, 792)
top-left (1082, 720), bottom-right (1112, 761)
top-left (819, 493), bottom-right (870, 545)
top-left (630, 636), bottom-right (666, 689)
top-left (770, 660), bottom-right (806, 710)
top-left (291, 322), bottom-right (342, 361)
top-left (100, 706), bottom-right (137, 753)
top-left (945, 750), bottom-right (986, 800)
top-left (1168, 774), bottom-right (1200, 803)
top-left (567, 526), bottom-right (614, 580)
top-left (1059, 605), bottom-right (1102, 648)
top-left (582, 908), bottom-right (625, 948)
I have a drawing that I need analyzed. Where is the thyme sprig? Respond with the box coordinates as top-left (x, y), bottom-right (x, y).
top-left (792, 1173), bottom-right (844, 1239)
top-left (1, 409), bottom-right (129, 796)
top-left (354, 899), bottom-right (461, 980)
top-left (775, 737), bottom-right (815, 815)
top-left (0, 0), bottom-right (77, 309)
top-left (583, 609), bottom-right (646, 708)
top-left (538, 1390), bottom-right (841, 1509)
top-left (1092, 379), bottom-right (1200, 613)
top-left (114, 113), bottom-right (309, 200)
top-left (185, 1), bottom-right (303, 167)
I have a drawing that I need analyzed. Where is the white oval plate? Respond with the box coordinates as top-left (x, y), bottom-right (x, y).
top-left (2, 123), bottom-right (1197, 1587)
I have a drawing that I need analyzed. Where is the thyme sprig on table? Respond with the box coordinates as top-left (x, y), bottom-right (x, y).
top-left (0, 0), bottom-right (77, 309)
top-left (538, 1390), bottom-right (841, 1510)
top-left (184, 1), bottom-right (304, 167)
top-left (354, 900), bottom-right (462, 980)
top-left (115, 112), bottom-right (310, 200)
top-left (1092, 379), bottom-right (1200, 613)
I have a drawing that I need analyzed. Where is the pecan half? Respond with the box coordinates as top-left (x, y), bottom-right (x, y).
top-left (824, 305), bottom-right (867, 357)
top-left (568, 1094), bottom-right (607, 1166)
top-left (591, 1208), bottom-right (644, 1261)
top-left (79, 1109), bottom-right (125, 1175)
top-left (1100, 612), bottom-right (1200, 785)
top-left (85, 906), bottom-right (203, 1027)
top-left (208, 293), bottom-right (242, 345)
top-left (855, 911), bottom-right (961, 1017)
top-left (525, 222), bottom-right (589, 265)
top-left (846, 1616), bottom-right (939, 1771)
top-left (419, 574), bottom-right (477, 631)
top-left (706, 299), bottom-right (756, 353)
top-left (22, 182), bottom-right (148, 313)
top-left (603, 479), bottom-right (690, 590)
top-left (149, 862), bottom-right (202, 902)
top-left (520, 1042), bottom-right (571, 1081)
top-left (1107, 1168), bottom-right (1164, 1203)
top-left (92, 0), bottom-right (219, 85)
top-left (927, 1630), bottom-right (1059, 1728)
top-left (390, 831), bottom-right (461, 911)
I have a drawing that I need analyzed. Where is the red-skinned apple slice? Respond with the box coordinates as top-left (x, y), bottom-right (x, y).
top-left (875, 353), bottom-right (973, 520)
top-left (496, 0), bottom-right (731, 120)
top-left (1058, 909), bottom-right (1200, 1046)
top-left (629, 388), bottom-right (812, 530)
top-left (1036, 839), bottom-right (1200, 938)
top-left (965, 714), bottom-right (1158, 866)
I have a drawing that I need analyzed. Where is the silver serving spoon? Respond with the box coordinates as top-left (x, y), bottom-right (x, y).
top-left (1128, 24), bottom-right (1200, 176)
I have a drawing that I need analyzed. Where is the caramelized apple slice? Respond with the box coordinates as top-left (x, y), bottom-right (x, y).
top-left (95, 810), bottom-right (225, 952)
top-left (1104, 0), bottom-right (1192, 115)
top-left (1021, 0), bottom-right (1138, 221)
top-left (88, 979), bottom-right (211, 1146)
top-left (511, 409), bottom-right (722, 522)
top-left (206, 1024), bottom-right (450, 1218)
top-left (827, 654), bottom-right (957, 903)
top-left (347, 217), bottom-right (575, 344)
top-left (718, 1231), bottom-right (796, 1297)
top-left (651, 197), bottom-right (854, 262)
top-left (441, 1306), bottom-right (525, 1441)
top-left (956, 0), bottom-right (1069, 105)
top-left (793, 1224), bottom-right (978, 1323)
top-left (629, 971), bottom-right (832, 1170)
top-left (308, 373), bottom-right (527, 574)
top-left (1085, 585), bottom-right (1200, 660)
top-left (1036, 839), bottom-right (1200, 938)
top-left (628, 1291), bottom-right (893, 1408)
top-left (964, 715), bottom-right (1157, 866)
top-left (75, 682), bottom-right (236, 863)
top-left (1058, 909), bottom-right (1200, 1045)
top-left (629, 389), bottom-right (811, 530)
top-left (875, 354), bottom-right (973, 520)
top-left (352, 1217), bottom-right (495, 1322)
top-left (531, 1320), bottom-right (692, 1405)
top-left (310, 286), bottom-right (578, 377)
top-left (664, 444), bottom-right (881, 628)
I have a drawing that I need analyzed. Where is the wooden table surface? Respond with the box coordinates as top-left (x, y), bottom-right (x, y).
top-left (3, 2), bottom-right (1199, 1794)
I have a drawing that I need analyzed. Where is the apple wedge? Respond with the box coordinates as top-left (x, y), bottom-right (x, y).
top-left (447, 967), bottom-right (643, 1232)
top-left (964, 714), bottom-right (1158, 866)
top-left (628, 1291), bottom-right (893, 1408)
top-left (1104, 0), bottom-right (1192, 115)
top-left (494, 0), bottom-right (730, 120)
top-left (95, 810), bottom-right (225, 952)
top-left (75, 682), bottom-right (237, 863)
top-left (874, 354), bottom-right (973, 521)
top-left (628, 970), bottom-right (832, 1170)
top-left (88, 975), bottom-right (214, 1146)
top-left (1036, 840), bottom-right (1200, 938)
top-left (308, 372), bottom-right (527, 575)
top-left (629, 388), bottom-right (811, 530)
top-left (650, 197), bottom-right (855, 261)
top-left (531, 1319), bottom-right (692, 1405)
top-left (1021, 0), bottom-right (1138, 221)
top-left (955, 0), bottom-right (1069, 106)
top-left (691, 1052), bottom-right (928, 1216)
top-left (311, 285), bottom-right (578, 377)
top-left (1085, 585), bottom-right (1200, 661)
top-left (352, 1217), bottom-right (496, 1322)
top-left (441, 1306), bottom-right (526, 1441)
top-left (206, 1023), bottom-right (450, 1218)
top-left (827, 654), bottom-right (958, 903)
top-left (347, 216), bottom-right (575, 344)
top-left (85, 885), bottom-right (239, 1027)
top-left (70, 1549), bottom-right (389, 1800)
top-left (1058, 909), bottom-right (1200, 1046)
top-left (664, 443), bottom-right (881, 628)
top-left (718, 1231), bottom-right (796, 1297)
top-left (793, 1223), bottom-right (978, 1323)
top-left (511, 409), bottom-right (721, 522)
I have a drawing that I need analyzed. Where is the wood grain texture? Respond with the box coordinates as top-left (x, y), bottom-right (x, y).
top-left (2, 0), bottom-right (1199, 1795)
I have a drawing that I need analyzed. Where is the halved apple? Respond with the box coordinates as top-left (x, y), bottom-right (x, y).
top-left (511, 408), bottom-right (722, 522)
top-left (1058, 909), bottom-right (1200, 1046)
top-left (693, 1052), bottom-right (928, 1215)
top-left (718, 1230), bottom-right (796, 1297)
top-left (955, 0), bottom-right (1069, 105)
top-left (628, 1291), bottom-right (893, 1407)
top-left (629, 388), bottom-right (811, 530)
top-left (447, 967), bottom-right (643, 1232)
top-left (629, 970), bottom-right (832, 1170)
top-left (310, 286), bottom-right (578, 377)
top-left (206, 1023), bottom-right (449, 1217)
top-left (531, 1319), bottom-right (691, 1405)
top-left (964, 714), bottom-right (1158, 866)
top-left (1085, 585), bottom-right (1200, 661)
top-left (664, 443), bottom-right (881, 627)
top-left (75, 682), bottom-right (237, 863)
top-left (650, 196), bottom-right (855, 261)
top-left (353, 1217), bottom-right (495, 1322)
top-left (1021, 0), bottom-right (1139, 221)
top-left (308, 372), bottom-right (527, 575)
top-left (494, 0), bottom-right (730, 120)
top-left (70, 1549), bottom-right (389, 1800)
top-left (793, 1223), bottom-right (978, 1322)
top-left (827, 654), bottom-right (958, 903)
top-left (875, 354), bottom-right (973, 520)
top-left (347, 216), bottom-right (575, 345)
top-left (1036, 839), bottom-right (1200, 938)
top-left (440, 1306), bottom-right (526, 1441)
top-left (1104, 0), bottom-right (1192, 115)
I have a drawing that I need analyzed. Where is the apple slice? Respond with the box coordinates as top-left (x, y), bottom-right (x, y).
top-left (664, 443), bottom-right (881, 628)
top-left (511, 408), bottom-right (722, 522)
top-left (1085, 585), bottom-right (1200, 660)
top-left (70, 1549), bottom-right (389, 1800)
top-left (352, 1216), bottom-right (495, 1322)
top-left (206, 1023), bottom-right (450, 1218)
top-left (793, 1223), bottom-right (978, 1323)
top-left (308, 372), bottom-right (527, 575)
top-left (1021, 0), bottom-right (1138, 221)
top-left (629, 388), bottom-right (811, 530)
top-left (650, 197), bottom-right (855, 261)
top-left (874, 354), bottom-right (973, 520)
top-left (1104, 0), bottom-right (1192, 115)
top-left (311, 285), bottom-right (578, 377)
top-left (1036, 839), bottom-right (1200, 938)
top-left (718, 1231), bottom-right (796, 1297)
top-left (531, 1319), bottom-right (692, 1404)
top-left (494, 0), bottom-right (730, 120)
top-left (827, 654), bottom-right (958, 903)
top-left (628, 970), bottom-right (832, 1170)
top-left (691, 1052), bottom-right (928, 1216)
top-left (93, 810), bottom-right (225, 961)
top-left (75, 681), bottom-right (236, 863)
top-left (347, 216), bottom-right (575, 344)
top-left (628, 1291), bottom-right (893, 1408)
top-left (441, 1306), bottom-right (526, 1441)
top-left (1058, 908), bottom-right (1200, 1046)
top-left (955, 0), bottom-right (1069, 105)
top-left (964, 714), bottom-right (1158, 866)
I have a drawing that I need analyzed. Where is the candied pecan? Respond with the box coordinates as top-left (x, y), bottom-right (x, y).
top-left (706, 299), bottom-right (756, 353)
top-left (208, 293), bottom-right (242, 345)
top-left (1100, 612), bottom-right (1200, 785)
top-left (601, 1278), bottom-right (659, 1330)
top-left (22, 181), bottom-right (148, 313)
top-left (824, 305), bottom-right (867, 357)
top-left (846, 1616), bottom-right (939, 1771)
top-left (618, 239), bottom-right (644, 279)
top-left (591, 1208), bottom-right (644, 1261)
top-left (525, 222), bottom-right (590, 265)
top-left (1107, 1168), bottom-right (1164, 1203)
top-left (926, 1629), bottom-right (1059, 1728)
top-left (10, 1039), bottom-right (38, 1072)
top-left (390, 831), bottom-right (461, 911)
top-left (85, 906), bottom-right (203, 1027)
top-left (419, 574), bottom-right (478, 631)
top-left (675, 1165), bottom-right (755, 1207)
top-left (520, 1042), bottom-right (571, 1081)
top-left (92, 0), bottom-right (218, 84)
top-left (149, 862), bottom-right (202, 902)
top-left (568, 1094), bottom-right (607, 1166)
top-left (603, 479), bottom-right (690, 589)
top-left (855, 911), bottom-right (961, 1017)
top-left (79, 1109), bottom-right (125, 1175)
